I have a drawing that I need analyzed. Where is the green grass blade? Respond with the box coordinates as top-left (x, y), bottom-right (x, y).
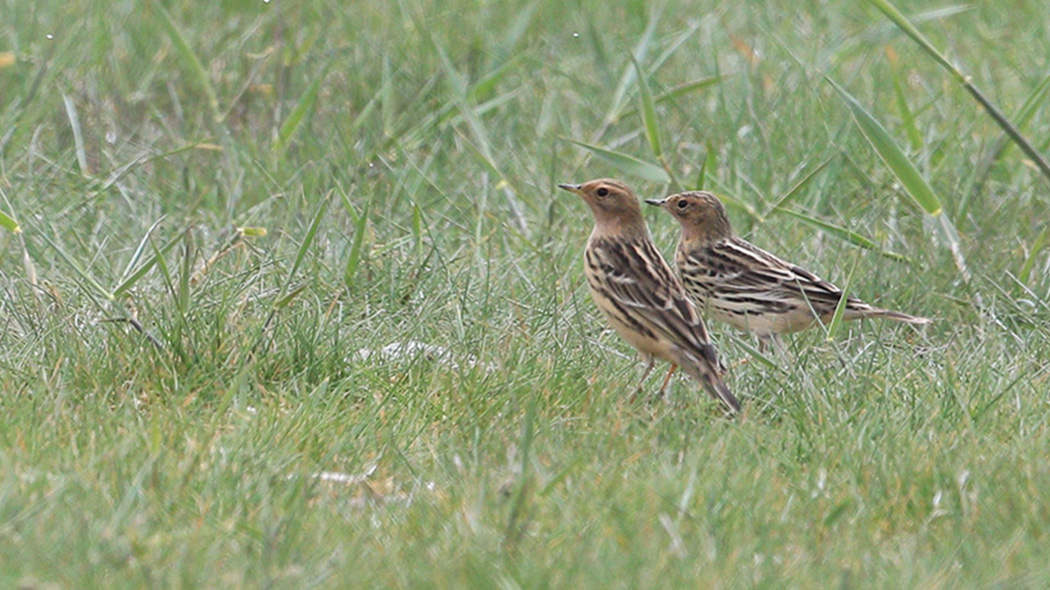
top-left (0, 209), bottom-right (19, 234)
top-left (891, 72), bottom-right (923, 152)
top-left (113, 230), bottom-right (182, 299)
top-left (284, 193), bottom-right (330, 296)
top-left (779, 208), bottom-right (908, 263)
top-left (656, 76), bottom-right (722, 104)
top-left (564, 139), bottom-right (670, 183)
top-left (764, 157), bottom-right (834, 218)
top-left (177, 231), bottom-right (192, 316)
top-left (986, 72), bottom-right (1050, 164)
top-left (274, 68), bottom-right (327, 156)
top-left (274, 283), bottom-right (309, 310)
top-left (120, 217), bottom-right (166, 283)
top-left (468, 55), bottom-right (524, 102)
top-left (824, 252), bottom-right (860, 342)
top-left (630, 53), bottom-right (662, 160)
top-left (867, 0), bottom-right (958, 74)
top-left (619, 76), bottom-right (723, 120)
top-left (149, 0), bottom-right (221, 122)
top-left (37, 231), bottom-right (114, 300)
top-left (868, 0), bottom-right (1050, 185)
top-left (344, 198), bottom-right (370, 290)
top-left (696, 141), bottom-right (716, 190)
top-left (1018, 226), bottom-right (1049, 285)
top-left (604, 11), bottom-right (660, 126)
top-left (701, 181), bottom-right (763, 223)
top-left (827, 77), bottom-right (942, 216)
top-left (1012, 73), bottom-right (1050, 130)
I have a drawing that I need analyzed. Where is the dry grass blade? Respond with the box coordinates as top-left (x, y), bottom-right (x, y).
top-left (62, 94), bottom-right (90, 176)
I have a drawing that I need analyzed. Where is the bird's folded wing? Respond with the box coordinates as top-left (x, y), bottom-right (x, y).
top-left (703, 240), bottom-right (848, 310)
top-left (592, 237), bottom-right (716, 352)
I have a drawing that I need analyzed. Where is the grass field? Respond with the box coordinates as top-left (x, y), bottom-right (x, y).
top-left (2, 0), bottom-right (1050, 587)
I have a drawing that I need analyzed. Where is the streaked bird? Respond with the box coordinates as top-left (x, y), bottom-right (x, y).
top-left (558, 179), bottom-right (740, 414)
top-left (646, 191), bottom-right (931, 350)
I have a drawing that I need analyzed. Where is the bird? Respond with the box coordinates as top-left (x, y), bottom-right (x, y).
top-left (558, 179), bottom-right (740, 414)
top-left (645, 191), bottom-right (932, 351)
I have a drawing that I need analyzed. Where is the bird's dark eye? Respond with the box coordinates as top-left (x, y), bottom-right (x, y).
top-left (676, 200), bottom-right (688, 209)
top-left (596, 187), bottom-right (609, 197)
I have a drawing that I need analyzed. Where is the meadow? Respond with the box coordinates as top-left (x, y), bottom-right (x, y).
top-left (1, 0), bottom-right (1049, 587)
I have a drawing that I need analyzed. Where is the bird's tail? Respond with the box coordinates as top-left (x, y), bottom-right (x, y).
top-left (848, 305), bottom-right (933, 325)
top-left (671, 346), bottom-right (741, 415)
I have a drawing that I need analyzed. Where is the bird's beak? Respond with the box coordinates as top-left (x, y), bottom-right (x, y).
top-left (557, 183), bottom-right (581, 194)
top-left (644, 198), bottom-right (666, 207)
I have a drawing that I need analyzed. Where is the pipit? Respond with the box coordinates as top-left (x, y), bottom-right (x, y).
top-left (559, 179), bottom-right (740, 414)
top-left (646, 191), bottom-right (932, 351)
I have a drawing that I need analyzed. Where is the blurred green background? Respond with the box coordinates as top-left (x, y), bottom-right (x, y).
top-left (1, 0), bottom-right (1049, 587)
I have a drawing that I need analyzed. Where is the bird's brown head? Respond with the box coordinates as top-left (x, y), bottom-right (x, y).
top-left (558, 178), bottom-right (647, 236)
top-left (644, 191), bottom-right (732, 242)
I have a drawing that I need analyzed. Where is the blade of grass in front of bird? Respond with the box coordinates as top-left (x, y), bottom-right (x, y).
top-left (274, 67), bottom-right (326, 156)
top-left (824, 250), bottom-right (860, 342)
top-left (779, 208), bottom-right (908, 263)
top-left (564, 139), bottom-right (670, 184)
top-left (827, 77), bottom-right (942, 216)
top-left (149, 0), bottom-right (221, 122)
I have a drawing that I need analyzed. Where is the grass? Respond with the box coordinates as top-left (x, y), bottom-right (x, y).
top-left (2, 0), bottom-right (1050, 587)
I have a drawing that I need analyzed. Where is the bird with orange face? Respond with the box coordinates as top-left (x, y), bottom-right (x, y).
top-left (646, 191), bottom-right (931, 351)
top-left (558, 179), bottom-right (740, 414)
